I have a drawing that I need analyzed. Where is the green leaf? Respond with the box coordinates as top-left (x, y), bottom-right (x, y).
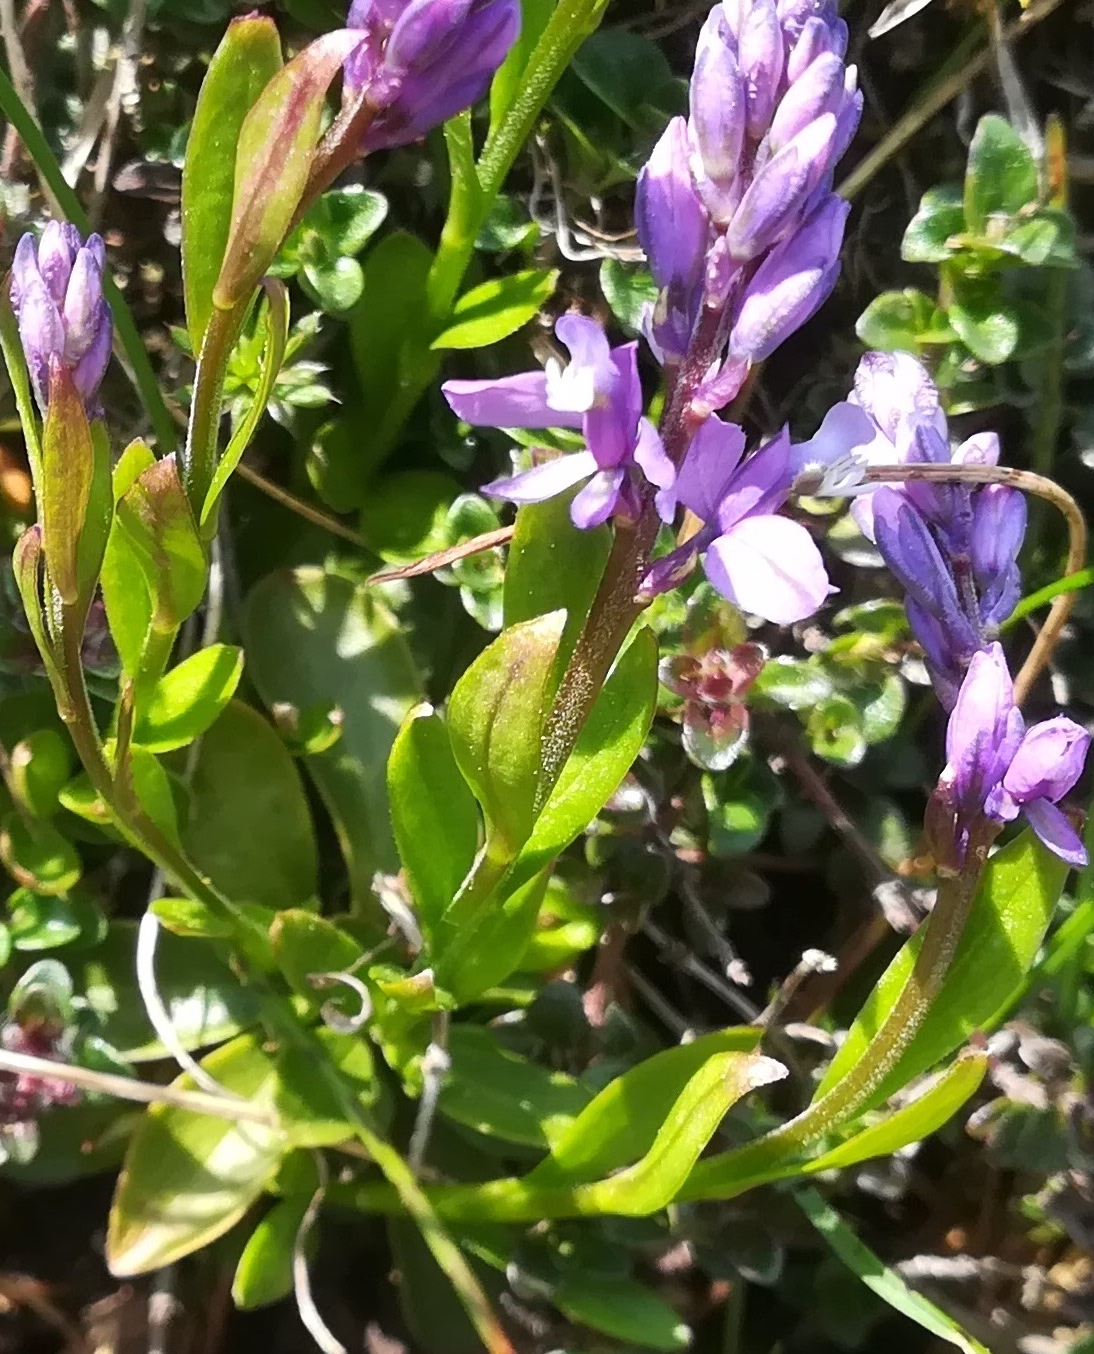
top-left (804, 1052), bottom-right (988, 1176)
top-left (8, 729), bottom-right (73, 819)
top-left (751, 655), bottom-right (832, 710)
top-left (112, 455), bottom-right (208, 636)
top-left (269, 909), bottom-right (365, 1018)
top-left (964, 113), bottom-right (1039, 234)
top-left (388, 708), bottom-right (481, 937)
top-left (901, 186), bottom-right (966, 263)
top-left (7, 888), bottom-right (103, 951)
top-left (517, 628), bottom-right (658, 878)
top-left (796, 1186), bottom-right (989, 1354)
top-left (302, 254), bottom-right (364, 313)
top-left (0, 814), bottom-right (81, 895)
top-left (433, 867), bottom-right (552, 1004)
top-left (244, 567), bottom-right (422, 906)
top-left (182, 15), bottom-right (283, 351)
top-left (431, 269), bottom-right (559, 350)
top-left (201, 280), bottom-right (289, 527)
top-left (527, 1028), bottom-right (762, 1188)
top-left (572, 1051), bottom-right (785, 1216)
top-left (233, 1195), bottom-right (308, 1310)
top-left (600, 259), bottom-right (659, 336)
top-left (447, 611), bottom-right (566, 856)
top-left (554, 1273), bottom-right (690, 1351)
top-left (183, 701), bottom-right (319, 909)
top-left (273, 1028), bottom-right (379, 1147)
top-left (305, 185), bottom-right (388, 256)
top-left (855, 288), bottom-right (935, 353)
top-left (100, 439), bottom-right (157, 678)
top-left (125, 746), bottom-right (183, 848)
top-left (503, 490), bottom-right (611, 678)
top-left (134, 644), bottom-right (244, 753)
top-left (214, 30), bottom-right (365, 310)
top-left (440, 1025), bottom-right (591, 1148)
top-left (948, 274), bottom-right (1020, 365)
top-left (703, 757), bottom-right (782, 857)
top-left (815, 831), bottom-right (1068, 1108)
top-left (107, 1033), bottom-right (286, 1274)
top-left (359, 469), bottom-right (461, 565)
top-left (807, 693), bottom-right (867, 768)
top-left (70, 920), bottom-right (260, 1060)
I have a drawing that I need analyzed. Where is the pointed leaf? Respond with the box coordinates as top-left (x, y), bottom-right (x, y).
top-left (113, 455), bottom-right (208, 634)
top-left (447, 611), bottom-right (566, 856)
top-left (572, 1052), bottom-right (786, 1216)
top-left (133, 644), bottom-right (244, 753)
top-left (431, 269), bottom-right (559, 350)
top-left (527, 1028), bottom-right (763, 1188)
top-left (100, 439), bottom-right (157, 677)
top-left (214, 30), bottom-right (365, 310)
top-left (40, 366), bottom-right (108, 605)
top-left (201, 280), bottom-right (289, 527)
top-left (388, 707), bottom-right (481, 937)
top-left (107, 1033), bottom-right (286, 1275)
top-left (182, 15), bottom-right (284, 350)
top-left (796, 1187), bottom-right (989, 1354)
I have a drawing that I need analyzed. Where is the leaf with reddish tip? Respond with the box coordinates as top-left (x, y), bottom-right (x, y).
top-left (213, 29), bottom-right (366, 311)
top-left (113, 455), bottom-right (208, 635)
top-left (182, 15), bottom-right (285, 352)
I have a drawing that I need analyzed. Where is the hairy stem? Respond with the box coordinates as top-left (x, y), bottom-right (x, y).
top-left (679, 859), bottom-right (985, 1201)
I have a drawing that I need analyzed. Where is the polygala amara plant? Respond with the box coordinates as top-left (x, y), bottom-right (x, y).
top-left (0, 0), bottom-right (1089, 1350)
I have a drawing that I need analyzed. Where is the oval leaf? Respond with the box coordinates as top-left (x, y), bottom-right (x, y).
top-left (134, 644), bottom-right (244, 753)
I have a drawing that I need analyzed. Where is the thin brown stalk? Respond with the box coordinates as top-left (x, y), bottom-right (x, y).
top-left (366, 526), bottom-right (515, 585)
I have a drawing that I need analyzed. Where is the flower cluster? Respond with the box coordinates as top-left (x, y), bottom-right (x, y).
top-left (637, 0), bottom-right (861, 376)
top-left (9, 223), bottom-right (112, 417)
top-left (802, 352), bottom-right (1026, 708)
top-left (929, 644), bottom-right (1089, 869)
top-left (344, 0), bottom-right (520, 152)
top-left (0, 1015), bottom-right (79, 1132)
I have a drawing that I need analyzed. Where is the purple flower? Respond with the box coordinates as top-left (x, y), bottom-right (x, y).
top-left (9, 224), bottom-right (112, 415)
top-left (932, 644), bottom-right (1089, 867)
top-left (637, 117), bottom-right (711, 361)
top-left (344, 0), bottom-right (520, 152)
top-left (794, 351), bottom-right (1028, 707)
top-left (640, 416), bottom-right (832, 624)
top-left (443, 315), bottom-right (674, 529)
top-left (634, 0), bottom-right (860, 385)
top-left (728, 194), bottom-right (849, 361)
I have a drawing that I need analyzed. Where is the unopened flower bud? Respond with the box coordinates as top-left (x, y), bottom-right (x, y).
top-left (9, 224), bottom-right (112, 416)
top-left (344, 0), bottom-right (520, 152)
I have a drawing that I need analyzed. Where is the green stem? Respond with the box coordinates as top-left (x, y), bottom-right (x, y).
top-left (181, 304), bottom-right (243, 516)
top-left (0, 66), bottom-right (177, 453)
top-left (679, 861), bottom-right (985, 1202)
top-left (330, 856), bottom-right (987, 1226)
